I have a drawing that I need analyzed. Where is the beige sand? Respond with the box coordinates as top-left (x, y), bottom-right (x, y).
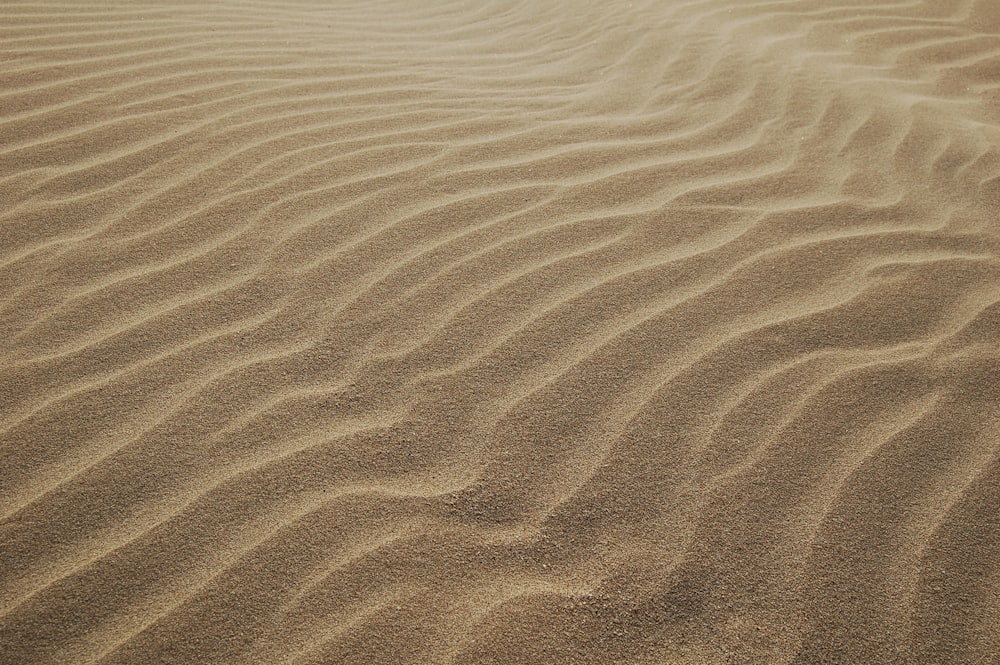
top-left (1, 1), bottom-right (999, 663)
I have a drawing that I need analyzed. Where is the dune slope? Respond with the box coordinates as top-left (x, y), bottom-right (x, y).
top-left (1, 1), bottom-right (999, 664)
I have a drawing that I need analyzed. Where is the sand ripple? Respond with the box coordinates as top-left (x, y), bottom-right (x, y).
top-left (1, 1), bottom-right (999, 663)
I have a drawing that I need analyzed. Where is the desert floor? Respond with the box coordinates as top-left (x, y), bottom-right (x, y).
top-left (1, 1), bottom-right (999, 664)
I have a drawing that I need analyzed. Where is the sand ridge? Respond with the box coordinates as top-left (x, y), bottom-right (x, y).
top-left (1, 1), bottom-right (999, 663)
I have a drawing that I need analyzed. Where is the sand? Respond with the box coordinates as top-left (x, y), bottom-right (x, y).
top-left (1, 1), bottom-right (999, 663)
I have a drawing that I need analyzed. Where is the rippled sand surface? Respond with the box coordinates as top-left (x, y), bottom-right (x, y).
top-left (2, 1), bottom-right (999, 663)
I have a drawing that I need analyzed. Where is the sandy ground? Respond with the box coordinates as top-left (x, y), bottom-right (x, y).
top-left (1, 1), bottom-right (999, 663)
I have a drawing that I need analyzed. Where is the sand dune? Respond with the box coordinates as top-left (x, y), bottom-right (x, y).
top-left (1, 1), bottom-right (999, 663)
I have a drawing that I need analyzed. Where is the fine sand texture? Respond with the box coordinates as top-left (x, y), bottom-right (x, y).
top-left (2, 1), bottom-right (999, 663)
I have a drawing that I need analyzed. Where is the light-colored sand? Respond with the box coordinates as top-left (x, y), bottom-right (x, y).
top-left (1, 1), bottom-right (999, 663)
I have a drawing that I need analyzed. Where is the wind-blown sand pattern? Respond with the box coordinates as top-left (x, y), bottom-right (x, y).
top-left (1, 0), bottom-right (999, 663)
